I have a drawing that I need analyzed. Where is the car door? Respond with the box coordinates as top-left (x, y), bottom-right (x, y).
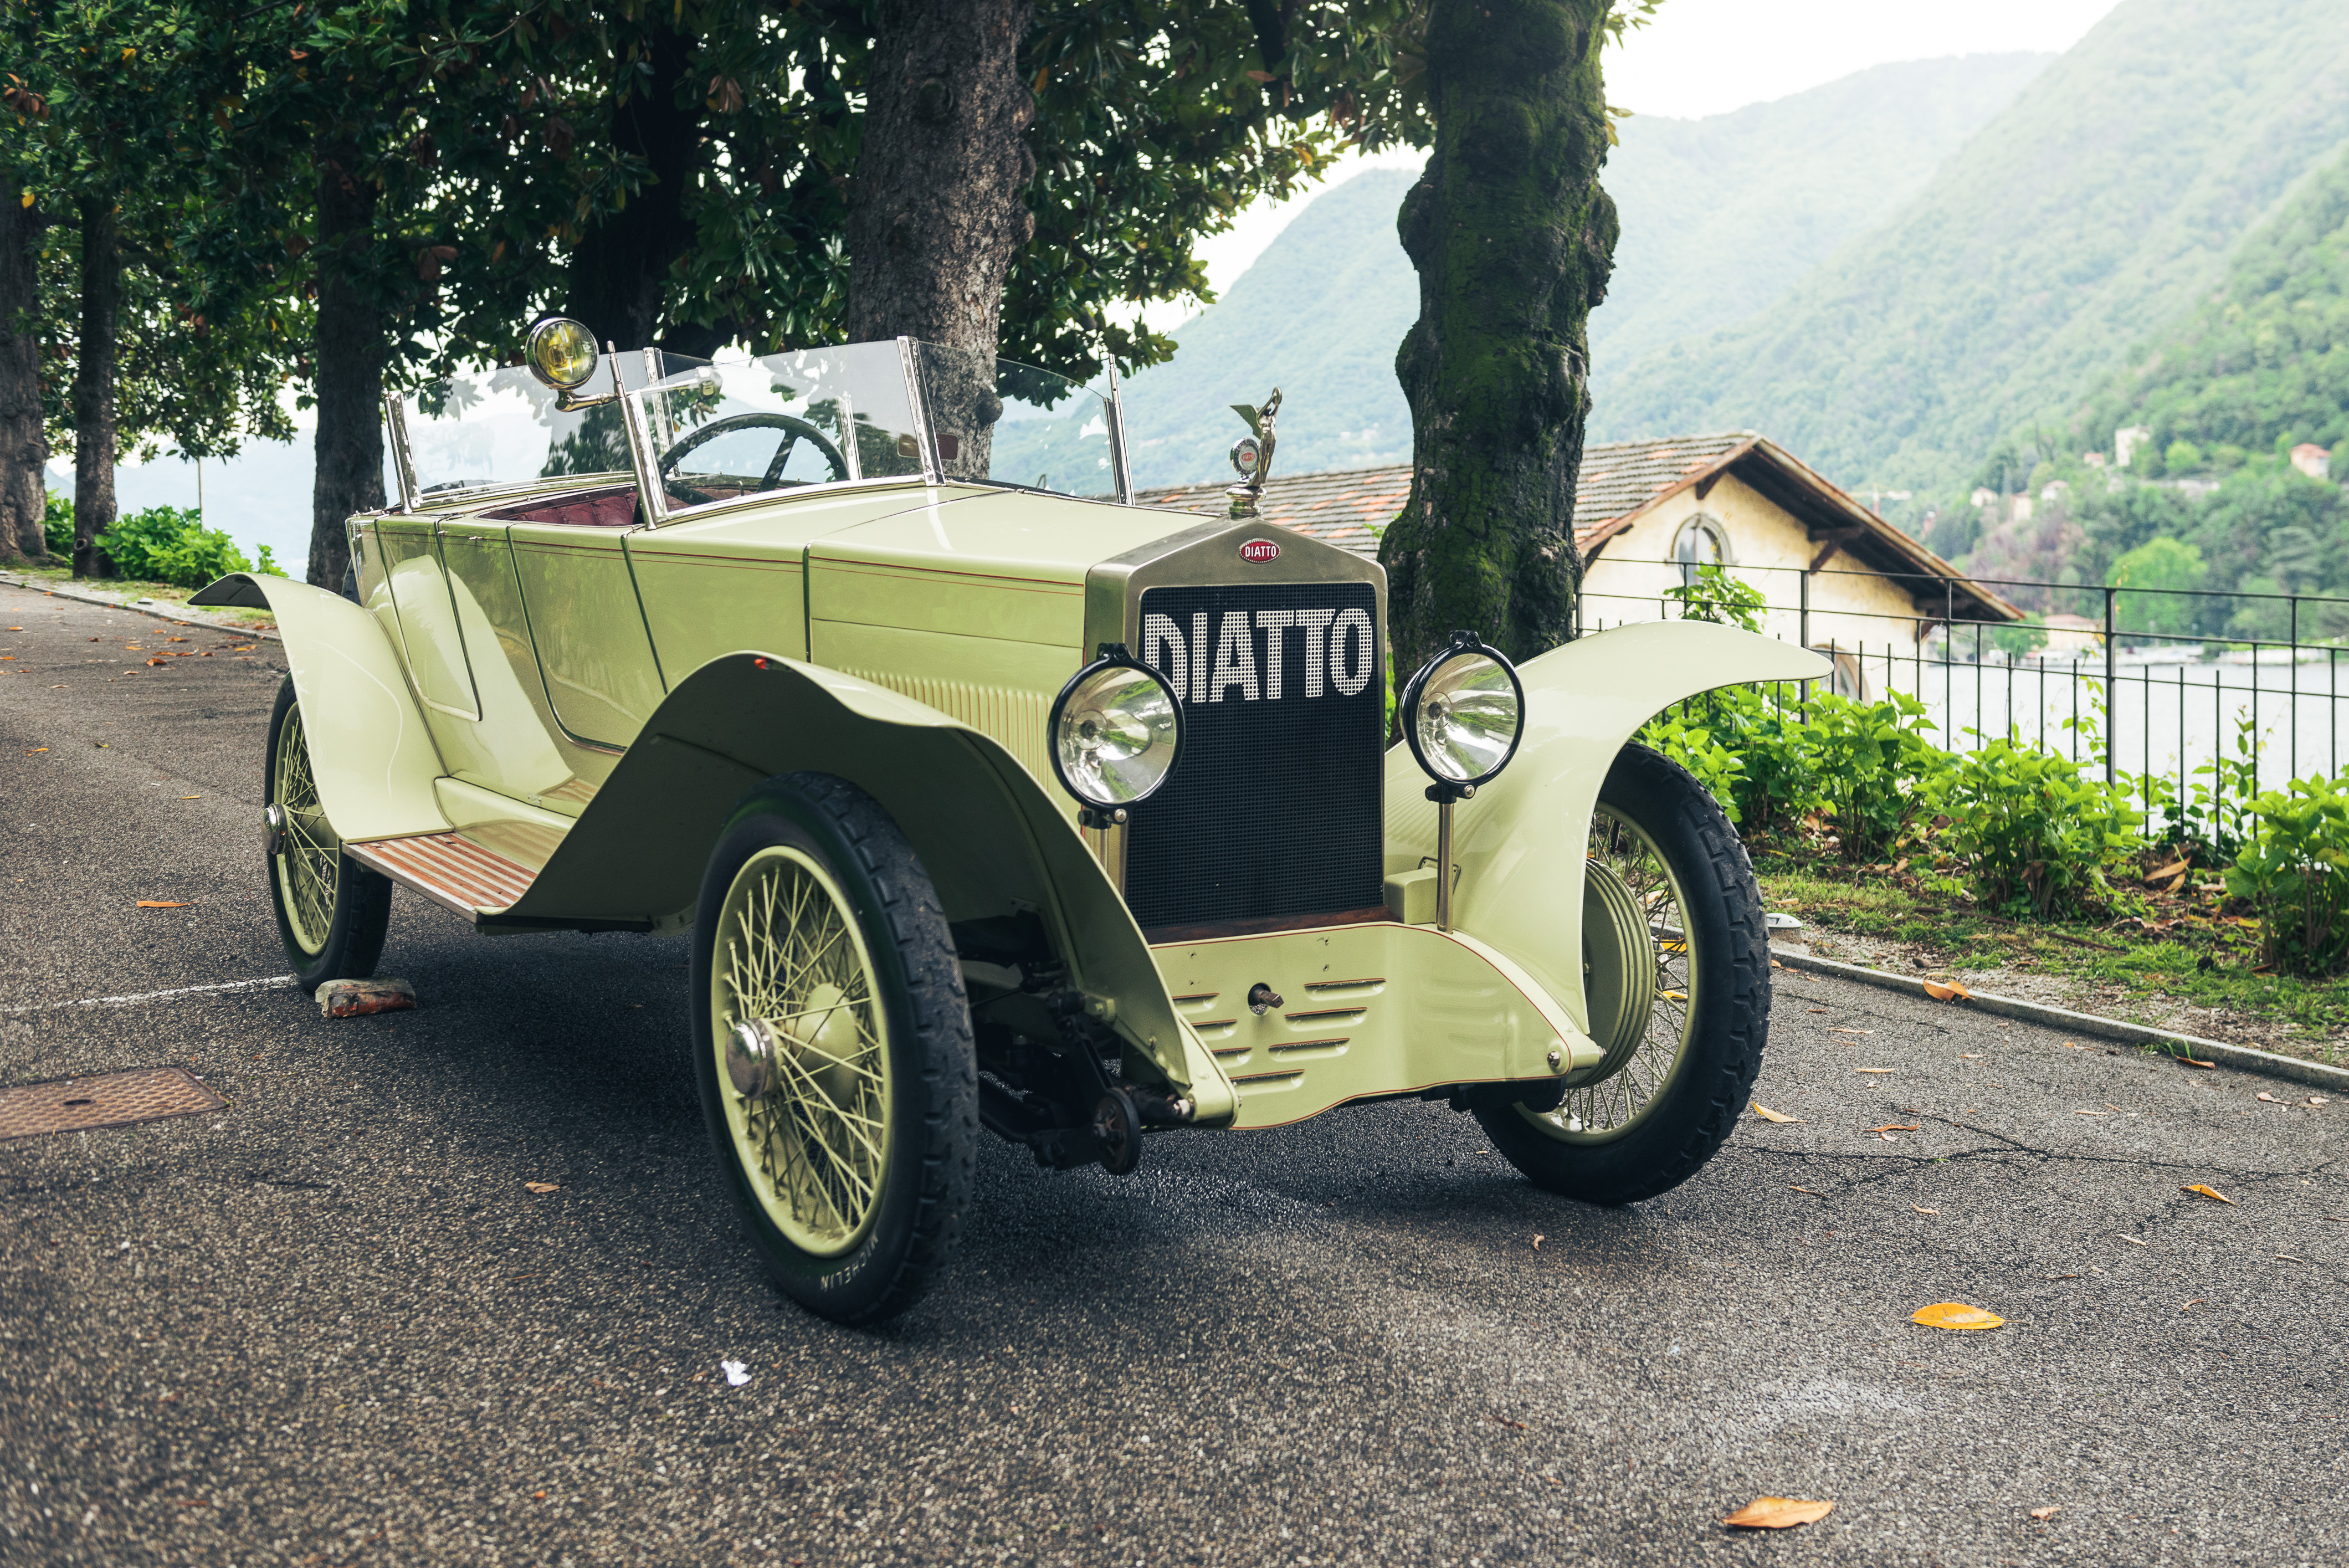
top-left (506, 520), bottom-right (669, 751)
top-left (373, 517), bottom-right (480, 722)
top-left (434, 520), bottom-right (579, 805)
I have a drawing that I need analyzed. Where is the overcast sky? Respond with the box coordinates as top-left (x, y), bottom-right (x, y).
top-left (1182, 0), bottom-right (2125, 304)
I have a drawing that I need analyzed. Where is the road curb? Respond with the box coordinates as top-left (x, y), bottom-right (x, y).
top-left (0, 571), bottom-right (283, 642)
top-left (1771, 945), bottom-right (2349, 1095)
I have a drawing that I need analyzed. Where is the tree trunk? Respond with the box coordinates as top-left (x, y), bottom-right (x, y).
top-left (843, 0), bottom-right (1037, 355)
top-left (561, 23), bottom-right (701, 352)
top-left (73, 198), bottom-right (121, 578)
top-left (0, 180), bottom-right (49, 566)
top-left (310, 137), bottom-right (385, 590)
top-left (1377, 0), bottom-right (1618, 686)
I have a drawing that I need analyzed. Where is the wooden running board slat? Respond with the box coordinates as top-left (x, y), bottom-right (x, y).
top-left (347, 833), bottom-right (535, 918)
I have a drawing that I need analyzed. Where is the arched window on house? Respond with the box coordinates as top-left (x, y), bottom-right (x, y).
top-left (1673, 513), bottom-right (1730, 586)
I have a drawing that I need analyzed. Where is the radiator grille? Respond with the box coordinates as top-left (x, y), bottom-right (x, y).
top-left (1124, 581), bottom-right (1384, 930)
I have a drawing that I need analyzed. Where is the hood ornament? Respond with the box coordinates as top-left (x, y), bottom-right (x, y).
top-left (1226, 388), bottom-right (1282, 521)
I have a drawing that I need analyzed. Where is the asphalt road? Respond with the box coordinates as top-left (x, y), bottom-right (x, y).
top-left (3, 576), bottom-right (2345, 1568)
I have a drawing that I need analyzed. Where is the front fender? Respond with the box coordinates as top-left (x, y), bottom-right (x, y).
top-left (503, 653), bottom-right (1233, 1123)
top-left (1384, 621), bottom-right (1831, 1029)
top-left (191, 572), bottom-right (446, 841)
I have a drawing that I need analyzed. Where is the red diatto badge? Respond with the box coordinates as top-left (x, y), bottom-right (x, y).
top-left (1239, 539), bottom-right (1281, 563)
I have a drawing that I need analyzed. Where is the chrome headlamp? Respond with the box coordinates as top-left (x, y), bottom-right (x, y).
top-left (1049, 643), bottom-right (1184, 823)
top-left (1399, 631), bottom-right (1526, 796)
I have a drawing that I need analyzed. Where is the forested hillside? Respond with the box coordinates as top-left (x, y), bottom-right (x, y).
top-left (1592, 53), bottom-right (2048, 396)
top-left (1596, 0), bottom-right (2349, 489)
top-left (2074, 142), bottom-right (2349, 467)
top-left (1110, 55), bottom-right (2048, 489)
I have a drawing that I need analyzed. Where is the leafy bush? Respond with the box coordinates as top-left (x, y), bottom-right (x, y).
top-left (93, 505), bottom-right (260, 588)
top-left (43, 492), bottom-right (73, 557)
top-left (1930, 739), bottom-right (2144, 917)
top-left (1640, 707), bottom-right (1749, 822)
top-left (1806, 689), bottom-right (1948, 862)
top-left (2222, 777), bottom-right (2349, 977)
top-left (1661, 562), bottom-right (1768, 632)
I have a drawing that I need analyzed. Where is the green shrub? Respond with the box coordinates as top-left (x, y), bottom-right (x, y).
top-left (93, 505), bottom-right (255, 588)
top-left (1930, 739), bottom-right (2145, 917)
top-left (1640, 707), bottom-right (1749, 821)
top-left (43, 493), bottom-right (73, 557)
top-left (2222, 777), bottom-right (2349, 977)
top-left (1805, 689), bottom-right (1948, 862)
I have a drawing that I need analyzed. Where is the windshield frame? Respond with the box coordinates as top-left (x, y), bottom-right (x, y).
top-left (378, 337), bottom-right (1136, 526)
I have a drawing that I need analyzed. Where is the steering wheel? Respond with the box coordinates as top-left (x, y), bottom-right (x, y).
top-left (657, 413), bottom-right (852, 505)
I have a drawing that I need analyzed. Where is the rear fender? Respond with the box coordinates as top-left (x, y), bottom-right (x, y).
top-left (503, 653), bottom-right (1233, 1123)
top-left (1383, 620), bottom-right (1831, 1031)
top-left (191, 573), bottom-right (447, 841)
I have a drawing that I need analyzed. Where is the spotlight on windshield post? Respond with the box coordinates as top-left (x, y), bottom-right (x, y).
top-left (1399, 632), bottom-right (1527, 931)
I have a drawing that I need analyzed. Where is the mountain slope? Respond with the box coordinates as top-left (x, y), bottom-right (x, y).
top-left (2076, 140), bottom-right (2349, 459)
top-left (1117, 168), bottom-right (1421, 491)
top-left (1595, 0), bottom-right (2349, 486)
top-left (1592, 53), bottom-right (2050, 393)
top-left (1116, 54), bottom-right (2052, 490)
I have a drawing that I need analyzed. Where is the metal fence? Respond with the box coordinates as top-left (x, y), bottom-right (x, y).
top-left (1582, 557), bottom-right (2349, 825)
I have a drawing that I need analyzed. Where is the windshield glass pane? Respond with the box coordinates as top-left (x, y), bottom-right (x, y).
top-left (911, 342), bottom-right (1120, 501)
top-left (633, 344), bottom-right (927, 511)
top-left (389, 351), bottom-right (709, 500)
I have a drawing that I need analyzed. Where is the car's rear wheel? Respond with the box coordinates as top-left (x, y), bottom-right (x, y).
top-left (691, 772), bottom-right (976, 1325)
top-left (265, 677), bottom-right (392, 988)
top-left (1476, 743), bottom-right (1769, 1204)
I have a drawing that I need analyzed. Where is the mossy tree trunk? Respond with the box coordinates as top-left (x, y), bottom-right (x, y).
top-left (72, 197), bottom-right (121, 578)
top-left (1378, 0), bottom-right (1618, 686)
top-left (0, 180), bottom-right (49, 567)
top-left (309, 134), bottom-right (386, 592)
top-left (844, 0), bottom-right (1037, 355)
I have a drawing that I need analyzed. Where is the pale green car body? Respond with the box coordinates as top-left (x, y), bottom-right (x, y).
top-left (197, 342), bottom-right (1823, 1140)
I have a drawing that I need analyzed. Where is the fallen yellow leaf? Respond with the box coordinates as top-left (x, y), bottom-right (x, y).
top-left (2030, 1505), bottom-right (2062, 1521)
top-left (1722, 1497), bottom-right (1834, 1530)
top-left (1910, 1205), bottom-right (1940, 1215)
top-left (1530, 1234), bottom-right (1543, 1251)
top-left (1911, 1301), bottom-right (2004, 1331)
top-left (2182, 1183), bottom-right (2234, 1205)
top-left (1751, 1100), bottom-right (1804, 1124)
top-left (1870, 1124), bottom-right (1921, 1133)
top-left (135, 900), bottom-right (192, 908)
top-left (1922, 979), bottom-right (1971, 1001)
top-left (25, 747), bottom-right (47, 753)
top-left (524, 1181), bottom-right (561, 1195)
top-left (1856, 1068), bottom-right (1894, 1074)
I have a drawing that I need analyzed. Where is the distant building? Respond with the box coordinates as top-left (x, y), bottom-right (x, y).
top-left (2038, 613), bottom-right (2104, 656)
top-left (2115, 425), bottom-right (2152, 469)
top-left (2291, 443), bottom-right (2331, 480)
top-left (1138, 433), bottom-right (2021, 669)
top-left (2041, 480), bottom-right (2071, 501)
top-left (2083, 452), bottom-right (2107, 469)
top-left (2011, 493), bottom-right (2035, 523)
top-left (1970, 486), bottom-right (1997, 508)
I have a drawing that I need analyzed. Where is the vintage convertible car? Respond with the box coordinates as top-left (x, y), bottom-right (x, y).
top-left (194, 321), bottom-right (1824, 1324)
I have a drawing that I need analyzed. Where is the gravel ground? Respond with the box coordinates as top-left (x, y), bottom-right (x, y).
top-left (1783, 923), bottom-right (2343, 1062)
top-left (4, 578), bottom-right (2346, 1567)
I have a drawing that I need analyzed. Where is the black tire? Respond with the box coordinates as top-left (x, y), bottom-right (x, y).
top-left (264, 677), bottom-right (393, 988)
top-left (690, 771), bottom-right (977, 1325)
top-left (1476, 742), bottom-right (1769, 1205)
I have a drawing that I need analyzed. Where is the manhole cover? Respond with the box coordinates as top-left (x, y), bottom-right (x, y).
top-left (0, 1067), bottom-right (225, 1141)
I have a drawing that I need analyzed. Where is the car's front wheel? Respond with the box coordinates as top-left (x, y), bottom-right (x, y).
top-left (264, 677), bottom-right (392, 988)
top-left (690, 772), bottom-right (977, 1325)
top-left (1477, 743), bottom-right (1770, 1204)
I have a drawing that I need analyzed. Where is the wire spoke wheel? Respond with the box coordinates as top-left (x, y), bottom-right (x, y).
top-left (1476, 744), bottom-right (1769, 1206)
top-left (271, 702), bottom-right (341, 955)
top-left (1536, 804), bottom-right (1697, 1143)
top-left (712, 846), bottom-right (894, 1258)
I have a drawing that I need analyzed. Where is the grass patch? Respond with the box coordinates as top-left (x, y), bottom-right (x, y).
top-left (1755, 849), bottom-right (2349, 1059)
top-left (4, 564), bottom-right (276, 628)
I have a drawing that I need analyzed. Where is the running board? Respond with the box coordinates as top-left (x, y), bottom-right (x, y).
top-left (346, 833), bottom-right (535, 920)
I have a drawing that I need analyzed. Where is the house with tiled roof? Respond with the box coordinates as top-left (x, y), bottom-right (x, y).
top-left (1139, 432), bottom-right (2019, 670)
